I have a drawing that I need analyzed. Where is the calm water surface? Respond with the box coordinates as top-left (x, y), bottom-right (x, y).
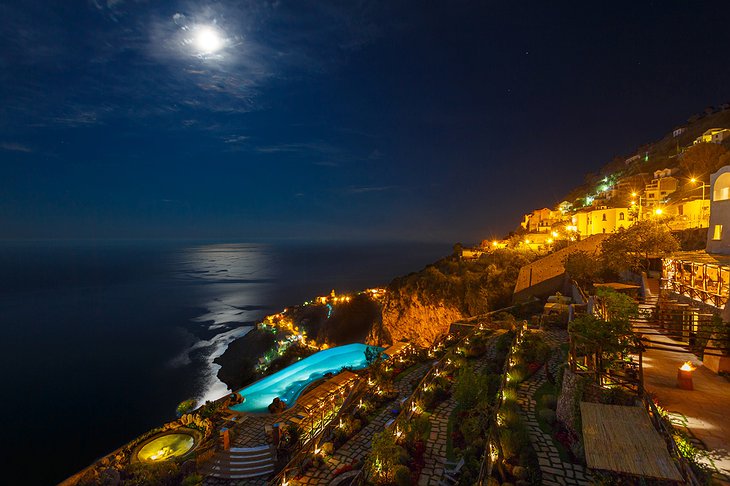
top-left (0, 240), bottom-right (448, 485)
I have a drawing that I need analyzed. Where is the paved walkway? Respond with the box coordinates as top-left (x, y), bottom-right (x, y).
top-left (517, 330), bottom-right (593, 486)
top-left (641, 327), bottom-right (730, 479)
top-left (293, 362), bottom-right (431, 485)
top-left (417, 332), bottom-right (503, 486)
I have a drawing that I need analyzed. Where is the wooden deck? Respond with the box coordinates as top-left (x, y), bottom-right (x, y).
top-left (383, 341), bottom-right (410, 358)
top-left (297, 370), bottom-right (358, 412)
top-left (581, 402), bottom-right (683, 481)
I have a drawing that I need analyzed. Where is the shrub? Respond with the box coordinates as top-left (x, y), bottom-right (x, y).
top-left (499, 427), bottom-right (530, 460)
top-left (538, 409), bottom-right (556, 425)
top-left (393, 464), bottom-right (411, 486)
top-left (538, 394), bottom-right (557, 410)
top-left (506, 363), bottom-right (528, 384)
top-left (512, 466), bottom-right (527, 479)
top-left (460, 415), bottom-right (483, 446)
top-left (499, 408), bottom-right (522, 429)
top-left (176, 399), bottom-right (197, 417)
top-left (181, 474), bottom-right (203, 486)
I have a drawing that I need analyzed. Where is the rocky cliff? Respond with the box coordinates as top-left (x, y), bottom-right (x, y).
top-left (370, 250), bottom-right (533, 347)
top-left (369, 290), bottom-right (465, 347)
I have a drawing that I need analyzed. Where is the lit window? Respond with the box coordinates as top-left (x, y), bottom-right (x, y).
top-left (714, 173), bottom-right (730, 201)
top-left (714, 225), bottom-right (723, 241)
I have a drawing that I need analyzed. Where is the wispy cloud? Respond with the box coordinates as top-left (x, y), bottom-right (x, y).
top-left (255, 142), bottom-right (339, 155)
top-left (223, 135), bottom-right (250, 144)
top-left (345, 185), bottom-right (398, 194)
top-left (0, 142), bottom-right (33, 153)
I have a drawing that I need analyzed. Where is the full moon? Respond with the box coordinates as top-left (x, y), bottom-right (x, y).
top-left (194, 26), bottom-right (223, 54)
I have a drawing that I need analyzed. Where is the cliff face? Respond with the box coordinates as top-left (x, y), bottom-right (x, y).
top-left (369, 250), bottom-right (533, 348)
top-left (369, 290), bottom-right (465, 347)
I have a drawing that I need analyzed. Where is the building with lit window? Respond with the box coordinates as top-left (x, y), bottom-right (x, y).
top-left (694, 128), bottom-right (730, 145)
top-left (707, 166), bottom-right (730, 254)
top-left (572, 207), bottom-right (633, 236)
top-left (645, 175), bottom-right (678, 205)
top-left (521, 208), bottom-right (565, 233)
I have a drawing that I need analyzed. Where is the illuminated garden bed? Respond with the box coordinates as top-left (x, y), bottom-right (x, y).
top-left (133, 428), bottom-right (202, 463)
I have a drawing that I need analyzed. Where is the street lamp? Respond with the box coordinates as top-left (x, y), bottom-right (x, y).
top-left (690, 178), bottom-right (710, 227)
top-left (690, 178), bottom-right (708, 202)
top-left (630, 193), bottom-right (643, 220)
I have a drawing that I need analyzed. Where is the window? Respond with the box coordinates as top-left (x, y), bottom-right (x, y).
top-left (602, 214), bottom-right (607, 221)
top-left (714, 225), bottom-right (723, 241)
top-left (602, 228), bottom-right (606, 233)
top-left (619, 212), bottom-right (624, 221)
top-left (714, 173), bottom-right (730, 201)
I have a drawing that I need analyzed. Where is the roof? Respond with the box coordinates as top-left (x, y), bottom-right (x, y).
top-left (581, 402), bottom-right (683, 481)
top-left (594, 282), bottom-right (640, 290)
top-left (667, 250), bottom-right (730, 267)
top-left (297, 370), bottom-right (358, 412)
top-left (383, 341), bottom-right (410, 358)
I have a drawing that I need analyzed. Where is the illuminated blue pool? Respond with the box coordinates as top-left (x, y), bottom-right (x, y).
top-left (230, 343), bottom-right (381, 413)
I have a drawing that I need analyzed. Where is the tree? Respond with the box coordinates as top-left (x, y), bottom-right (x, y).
top-left (564, 250), bottom-right (603, 290)
top-left (679, 143), bottom-right (729, 178)
top-left (600, 220), bottom-right (679, 273)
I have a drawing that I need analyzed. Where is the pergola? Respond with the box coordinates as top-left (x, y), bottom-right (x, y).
top-left (663, 250), bottom-right (730, 309)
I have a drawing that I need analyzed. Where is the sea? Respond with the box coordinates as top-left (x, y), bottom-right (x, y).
top-left (0, 240), bottom-right (449, 485)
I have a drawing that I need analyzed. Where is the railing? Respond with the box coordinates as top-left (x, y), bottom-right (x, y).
top-left (476, 321), bottom-right (527, 485)
top-left (666, 279), bottom-right (728, 308)
top-left (267, 377), bottom-right (367, 486)
top-left (640, 393), bottom-right (703, 486)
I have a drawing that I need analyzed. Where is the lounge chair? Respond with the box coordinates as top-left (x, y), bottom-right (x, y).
top-left (444, 457), bottom-right (465, 477)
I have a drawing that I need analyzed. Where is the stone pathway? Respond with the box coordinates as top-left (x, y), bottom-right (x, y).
top-left (293, 362), bottom-right (431, 485)
top-left (517, 330), bottom-right (593, 486)
top-left (418, 331), bottom-right (504, 486)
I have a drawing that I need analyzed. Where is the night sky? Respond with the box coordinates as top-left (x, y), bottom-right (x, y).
top-left (2, 1), bottom-right (729, 243)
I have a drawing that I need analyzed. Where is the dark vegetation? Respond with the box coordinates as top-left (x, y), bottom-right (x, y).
top-left (388, 249), bottom-right (536, 315)
top-left (214, 327), bottom-right (278, 391)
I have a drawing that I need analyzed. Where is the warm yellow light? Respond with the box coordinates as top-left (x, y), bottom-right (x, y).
top-left (547, 238), bottom-right (554, 244)
top-left (631, 192), bottom-right (637, 197)
top-left (492, 240), bottom-right (498, 246)
top-left (654, 208), bottom-right (663, 215)
top-left (691, 178), bottom-right (697, 183)
top-left (551, 231), bottom-right (559, 238)
top-left (680, 361), bottom-right (695, 372)
top-left (524, 239), bottom-right (531, 244)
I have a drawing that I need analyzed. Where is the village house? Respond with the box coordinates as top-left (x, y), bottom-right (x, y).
top-left (572, 206), bottom-right (633, 236)
top-left (694, 127), bottom-right (730, 145)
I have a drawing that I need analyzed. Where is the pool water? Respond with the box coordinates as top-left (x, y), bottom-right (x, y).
top-left (230, 343), bottom-right (380, 413)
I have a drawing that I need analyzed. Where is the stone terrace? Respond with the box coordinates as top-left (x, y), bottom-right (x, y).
top-left (292, 362), bottom-right (431, 485)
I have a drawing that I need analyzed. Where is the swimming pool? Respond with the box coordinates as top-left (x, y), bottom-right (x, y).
top-left (230, 343), bottom-right (380, 413)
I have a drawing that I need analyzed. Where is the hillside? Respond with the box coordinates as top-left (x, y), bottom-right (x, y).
top-left (562, 107), bottom-right (730, 207)
top-left (369, 249), bottom-right (535, 347)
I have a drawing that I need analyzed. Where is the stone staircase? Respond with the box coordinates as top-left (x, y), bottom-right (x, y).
top-left (201, 444), bottom-right (276, 479)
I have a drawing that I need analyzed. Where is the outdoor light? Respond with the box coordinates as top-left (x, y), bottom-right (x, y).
top-left (677, 362), bottom-right (695, 390)
top-left (654, 208), bottom-right (663, 215)
top-left (691, 178), bottom-right (697, 183)
top-left (551, 231), bottom-right (559, 238)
